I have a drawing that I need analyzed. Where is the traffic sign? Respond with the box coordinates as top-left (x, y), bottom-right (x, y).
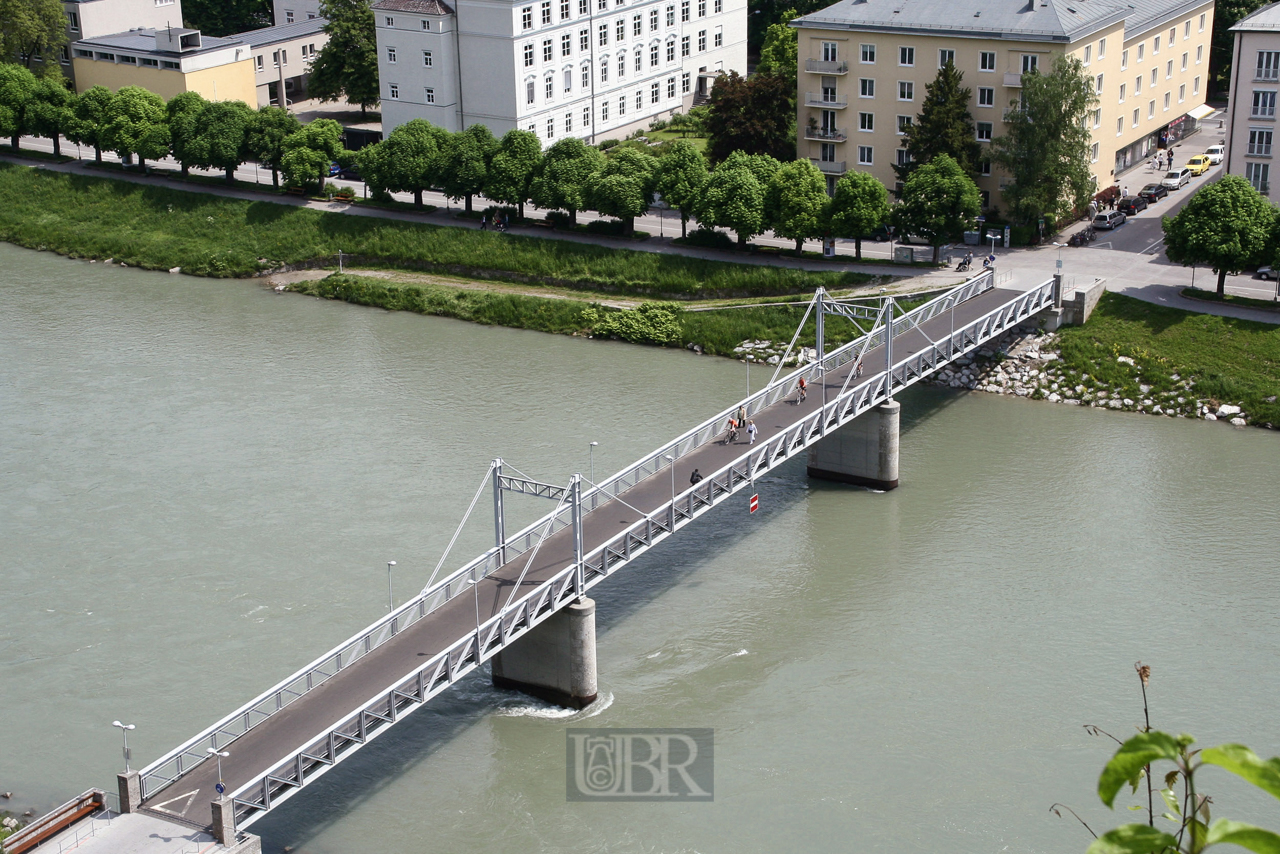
top-left (749, 494), bottom-right (758, 513)
top-left (215, 782), bottom-right (225, 795)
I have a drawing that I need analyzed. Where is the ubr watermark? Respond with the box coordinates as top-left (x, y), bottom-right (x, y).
top-left (566, 728), bottom-right (714, 801)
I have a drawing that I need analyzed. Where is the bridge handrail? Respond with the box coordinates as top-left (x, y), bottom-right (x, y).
top-left (208, 275), bottom-right (1053, 829)
top-left (137, 271), bottom-right (999, 801)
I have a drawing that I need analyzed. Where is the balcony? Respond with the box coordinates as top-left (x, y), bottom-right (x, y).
top-left (804, 126), bottom-right (848, 142)
top-left (810, 158), bottom-right (847, 175)
top-left (1002, 107), bottom-right (1024, 122)
top-left (805, 92), bottom-right (847, 108)
top-left (805, 59), bottom-right (848, 74)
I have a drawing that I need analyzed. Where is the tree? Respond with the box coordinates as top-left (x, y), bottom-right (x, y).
top-left (695, 157), bottom-right (767, 247)
top-left (368, 119), bottom-right (447, 206)
top-left (65, 85), bottom-right (112, 162)
top-left (102, 86), bottom-right (170, 169)
top-left (756, 9), bottom-right (798, 96)
top-left (246, 105), bottom-right (301, 188)
top-left (24, 76), bottom-right (74, 156)
top-left (181, 0), bottom-right (271, 37)
top-left (766, 158), bottom-right (827, 252)
top-left (894, 61), bottom-right (981, 182)
top-left (441, 124), bottom-right (497, 212)
top-left (590, 147), bottom-right (657, 235)
top-left (0, 63), bottom-right (38, 150)
top-left (193, 100), bottom-right (255, 183)
top-left (990, 55), bottom-right (1097, 227)
top-left (825, 170), bottom-right (890, 260)
top-left (0, 0), bottom-right (69, 77)
top-left (167, 91), bottom-right (208, 177)
top-left (893, 154), bottom-right (980, 262)
top-left (705, 70), bottom-right (796, 164)
top-left (654, 139), bottom-right (707, 237)
top-left (530, 137), bottom-right (603, 225)
top-left (1163, 176), bottom-right (1276, 297)
top-left (484, 128), bottom-right (542, 218)
top-left (309, 0), bottom-right (380, 117)
top-left (280, 118), bottom-right (344, 188)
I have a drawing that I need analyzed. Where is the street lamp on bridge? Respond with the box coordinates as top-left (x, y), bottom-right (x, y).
top-left (111, 721), bottom-right (135, 772)
top-left (206, 747), bottom-right (229, 789)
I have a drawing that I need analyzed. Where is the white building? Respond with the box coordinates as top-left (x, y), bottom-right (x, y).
top-left (1224, 1), bottom-right (1280, 201)
top-left (372, 0), bottom-right (747, 144)
top-left (60, 0), bottom-right (186, 83)
top-left (272, 0), bottom-right (324, 25)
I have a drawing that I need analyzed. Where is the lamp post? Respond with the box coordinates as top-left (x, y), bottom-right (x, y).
top-left (206, 747), bottom-right (229, 787)
top-left (112, 721), bottom-right (135, 772)
top-left (589, 441), bottom-right (598, 485)
top-left (664, 454), bottom-right (675, 527)
top-left (386, 561), bottom-right (396, 612)
top-left (466, 578), bottom-right (481, 642)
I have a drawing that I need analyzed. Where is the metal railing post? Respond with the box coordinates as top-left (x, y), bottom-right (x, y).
top-left (815, 287), bottom-right (826, 368)
top-left (492, 458), bottom-right (505, 567)
top-left (885, 298), bottom-right (895, 400)
top-left (571, 474), bottom-right (584, 598)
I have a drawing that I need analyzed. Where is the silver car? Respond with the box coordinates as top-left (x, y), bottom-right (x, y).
top-left (1093, 211), bottom-right (1127, 229)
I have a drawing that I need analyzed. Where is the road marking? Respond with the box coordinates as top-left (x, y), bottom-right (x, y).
top-left (150, 789), bottom-right (199, 817)
top-left (1142, 237), bottom-right (1166, 255)
top-left (1094, 241), bottom-right (1114, 250)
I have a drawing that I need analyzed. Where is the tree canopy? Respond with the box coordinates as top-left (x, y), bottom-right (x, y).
top-left (484, 129), bottom-right (542, 218)
top-left (766, 158), bottom-right (827, 252)
top-left (990, 55), bottom-right (1097, 227)
top-left (894, 62), bottom-right (980, 183)
top-left (309, 0), bottom-right (380, 115)
top-left (25, 75), bottom-right (75, 155)
top-left (590, 147), bottom-right (657, 234)
top-left (1163, 175), bottom-right (1277, 296)
top-left (756, 9), bottom-right (799, 97)
top-left (893, 154), bottom-right (981, 261)
top-left (280, 118), bottom-right (344, 188)
top-left (0, 0), bottom-right (69, 76)
top-left (441, 124), bottom-right (498, 212)
top-left (530, 137), bottom-right (603, 224)
top-left (696, 156), bottom-right (768, 246)
top-left (102, 86), bottom-right (171, 167)
top-left (654, 139), bottom-right (708, 236)
top-left (826, 170), bottom-right (890, 260)
top-left (182, 0), bottom-right (272, 37)
top-left (0, 63), bottom-right (39, 149)
top-left (66, 85), bottom-right (113, 161)
top-left (705, 70), bottom-right (796, 164)
top-left (357, 118), bottom-right (445, 204)
top-left (167, 91), bottom-right (208, 176)
top-left (246, 105), bottom-right (302, 187)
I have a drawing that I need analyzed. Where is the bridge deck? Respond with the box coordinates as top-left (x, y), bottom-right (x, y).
top-left (140, 286), bottom-right (1021, 827)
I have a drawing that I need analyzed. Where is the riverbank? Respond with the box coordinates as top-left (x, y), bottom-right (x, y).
top-left (0, 163), bottom-right (875, 299)
top-left (928, 292), bottom-right (1280, 428)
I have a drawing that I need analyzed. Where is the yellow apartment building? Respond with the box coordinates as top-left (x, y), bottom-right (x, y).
top-left (792, 0), bottom-right (1215, 210)
top-left (71, 27), bottom-right (257, 104)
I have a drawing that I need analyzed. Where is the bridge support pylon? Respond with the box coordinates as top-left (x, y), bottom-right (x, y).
top-left (806, 401), bottom-right (900, 490)
top-left (492, 598), bottom-right (598, 710)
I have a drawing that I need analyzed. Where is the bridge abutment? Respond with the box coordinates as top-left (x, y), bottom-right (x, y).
top-left (492, 598), bottom-right (598, 709)
top-left (117, 770), bottom-right (141, 813)
top-left (807, 401), bottom-right (900, 490)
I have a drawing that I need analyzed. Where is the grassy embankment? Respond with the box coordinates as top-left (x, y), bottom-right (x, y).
top-left (0, 163), bottom-right (872, 300)
top-left (1053, 292), bottom-right (1280, 426)
top-left (1181, 287), bottom-right (1280, 313)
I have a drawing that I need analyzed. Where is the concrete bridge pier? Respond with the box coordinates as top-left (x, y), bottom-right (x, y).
top-left (806, 401), bottom-right (900, 490)
top-left (492, 598), bottom-right (598, 709)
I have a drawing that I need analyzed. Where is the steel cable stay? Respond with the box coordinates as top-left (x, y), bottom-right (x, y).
top-left (424, 461), bottom-right (498, 590)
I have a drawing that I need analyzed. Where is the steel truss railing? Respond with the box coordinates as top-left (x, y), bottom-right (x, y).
top-left (142, 272), bottom-right (1051, 825)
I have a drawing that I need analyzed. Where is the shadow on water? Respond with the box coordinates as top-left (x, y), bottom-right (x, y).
top-left (248, 385), bottom-right (965, 852)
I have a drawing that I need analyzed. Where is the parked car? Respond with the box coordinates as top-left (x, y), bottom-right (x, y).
top-left (1186, 155), bottom-right (1212, 175)
top-left (1093, 211), bottom-right (1127, 229)
top-left (1204, 144), bottom-right (1225, 165)
top-left (337, 164), bottom-right (362, 181)
top-left (1117, 196), bottom-right (1149, 215)
top-left (327, 162), bottom-right (341, 177)
top-left (1162, 167), bottom-right (1192, 189)
top-left (1138, 183), bottom-right (1169, 202)
top-left (1259, 266), bottom-right (1275, 281)
top-left (859, 225), bottom-right (894, 242)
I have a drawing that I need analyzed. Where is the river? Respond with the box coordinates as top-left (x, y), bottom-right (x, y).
top-left (2, 242), bottom-right (1277, 854)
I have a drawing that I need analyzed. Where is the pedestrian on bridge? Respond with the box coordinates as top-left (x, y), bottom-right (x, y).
top-left (737, 404), bottom-right (747, 428)
top-left (747, 420), bottom-right (757, 444)
top-left (690, 468), bottom-right (703, 485)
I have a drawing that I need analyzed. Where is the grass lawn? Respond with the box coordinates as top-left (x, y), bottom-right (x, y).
top-left (641, 129), bottom-right (708, 152)
top-left (1056, 292), bottom-right (1280, 426)
top-left (0, 163), bottom-right (871, 299)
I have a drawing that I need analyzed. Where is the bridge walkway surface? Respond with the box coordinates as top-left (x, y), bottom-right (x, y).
top-left (134, 274), bottom-right (1055, 834)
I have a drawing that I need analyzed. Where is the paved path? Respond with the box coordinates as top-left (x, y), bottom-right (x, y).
top-left (138, 286), bottom-right (1018, 829)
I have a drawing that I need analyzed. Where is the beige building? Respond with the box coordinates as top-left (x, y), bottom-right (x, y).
top-left (238, 19), bottom-right (329, 106)
top-left (792, 0), bottom-right (1215, 209)
top-left (1224, 1), bottom-right (1280, 201)
top-left (70, 28), bottom-right (257, 104)
top-left (58, 0), bottom-right (187, 83)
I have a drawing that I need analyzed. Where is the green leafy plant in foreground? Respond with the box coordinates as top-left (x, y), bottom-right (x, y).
top-left (1054, 663), bottom-right (1280, 854)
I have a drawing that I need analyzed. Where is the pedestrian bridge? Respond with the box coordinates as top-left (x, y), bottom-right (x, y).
top-left (124, 270), bottom-right (1058, 843)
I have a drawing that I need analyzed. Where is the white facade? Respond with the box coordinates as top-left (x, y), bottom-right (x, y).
top-left (272, 0), bottom-right (324, 25)
top-left (61, 0), bottom-right (185, 80)
top-left (1225, 2), bottom-right (1280, 202)
top-left (373, 0), bottom-right (746, 145)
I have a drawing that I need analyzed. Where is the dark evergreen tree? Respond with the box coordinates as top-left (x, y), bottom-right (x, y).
top-left (893, 62), bottom-right (981, 183)
top-left (181, 0), bottom-right (271, 37)
top-left (309, 0), bottom-right (380, 117)
top-left (705, 70), bottom-right (796, 164)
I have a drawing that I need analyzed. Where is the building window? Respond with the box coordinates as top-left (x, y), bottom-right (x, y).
top-left (388, 83), bottom-right (399, 98)
top-left (1091, 142), bottom-right (1099, 162)
top-left (1166, 60), bottom-right (1172, 79)
top-left (858, 44), bottom-right (874, 63)
top-left (979, 51), bottom-right (995, 72)
top-left (898, 80), bottom-right (913, 100)
top-left (682, 0), bottom-right (689, 21)
top-left (1248, 128), bottom-right (1274, 156)
top-left (1259, 51), bottom-right (1280, 81)
top-left (563, 34), bottom-right (571, 56)
top-left (650, 81), bottom-right (659, 102)
top-left (859, 78), bottom-right (874, 97)
top-left (858, 145), bottom-right (873, 164)
top-left (1196, 45), bottom-right (1203, 64)
top-left (897, 149), bottom-right (911, 166)
top-left (1169, 27), bottom-right (1176, 44)
top-left (619, 94), bottom-right (626, 115)
top-left (582, 64), bottom-right (589, 87)
top-left (580, 0), bottom-right (588, 13)
top-left (859, 112), bottom-right (873, 131)
top-left (1245, 161), bottom-right (1270, 193)
top-left (256, 55), bottom-right (264, 71)
top-left (561, 0), bottom-right (569, 18)
top-left (714, 28), bottom-right (721, 47)
top-left (68, 11), bottom-right (79, 31)
top-left (645, 8), bottom-right (654, 29)
top-left (1098, 38), bottom-right (1106, 58)
top-left (938, 49), bottom-right (954, 67)
top-left (1135, 75), bottom-right (1141, 95)
top-left (546, 76), bottom-right (554, 98)
top-left (821, 41), bottom-right (837, 62)
top-left (682, 71), bottom-right (690, 92)
top-left (580, 29), bottom-right (588, 50)
top-left (1151, 68), bottom-right (1157, 87)
top-left (667, 76), bottom-right (676, 97)
top-left (1121, 49), bottom-right (1128, 70)
top-left (285, 9), bottom-right (296, 22)
top-left (636, 89), bottom-right (643, 109)
top-left (666, 40), bottom-right (675, 61)
top-left (715, 0), bottom-right (722, 10)
top-left (601, 60), bottom-right (608, 82)
top-left (617, 52), bottom-right (625, 76)
top-left (1185, 20), bottom-right (1191, 37)
top-left (976, 121), bottom-right (992, 141)
top-left (1154, 36), bottom-right (1160, 55)
top-left (1093, 108), bottom-right (1101, 127)
top-left (698, 0), bottom-right (705, 15)
top-left (1164, 92), bottom-right (1170, 110)
top-left (598, 23), bottom-right (607, 45)
top-left (1148, 99), bottom-right (1155, 119)
top-left (1179, 83), bottom-right (1185, 102)
top-left (1117, 117), bottom-right (1123, 135)
top-left (385, 15), bottom-right (394, 26)
top-left (527, 80), bottom-right (536, 103)
top-left (1096, 74), bottom-right (1103, 95)
top-left (980, 159), bottom-right (991, 175)
top-left (565, 110), bottom-right (573, 131)
top-left (667, 5), bottom-right (675, 26)
top-left (547, 117), bottom-right (555, 137)
top-left (1132, 108), bottom-right (1139, 127)
top-left (1137, 44), bottom-right (1144, 62)
top-left (118, 54), bottom-right (136, 64)
top-left (1084, 45), bottom-right (1091, 65)
top-left (899, 46), bottom-right (914, 66)
top-left (598, 0), bottom-right (606, 9)
top-left (524, 43), bottom-right (534, 66)
top-left (565, 68), bottom-right (572, 91)
top-left (544, 39), bottom-right (553, 61)
top-left (1021, 54), bottom-right (1037, 74)
top-left (1199, 13), bottom-right (1205, 32)
top-left (425, 87), bottom-right (435, 103)
top-left (541, 0), bottom-right (551, 24)
top-left (978, 87), bottom-right (993, 106)
top-left (650, 43), bottom-right (658, 65)
top-left (1119, 83), bottom-right (1125, 102)
top-left (635, 51), bottom-right (641, 71)
top-left (682, 35), bottom-right (689, 56)
top-left (387, 46), bottom-right (397, 63)
top-left (584, 105), bottom-right (591, 125)
top-left (819, 142), bottom-right (837, 162)
top-left (1193, 76), bottom-right (1200, 95)
top-left (897, 114), bottom-right (911, 134)
top-left (522, 7), bottom-right (533, 29)
top-left (698, 30), bottom-right (706, 51)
